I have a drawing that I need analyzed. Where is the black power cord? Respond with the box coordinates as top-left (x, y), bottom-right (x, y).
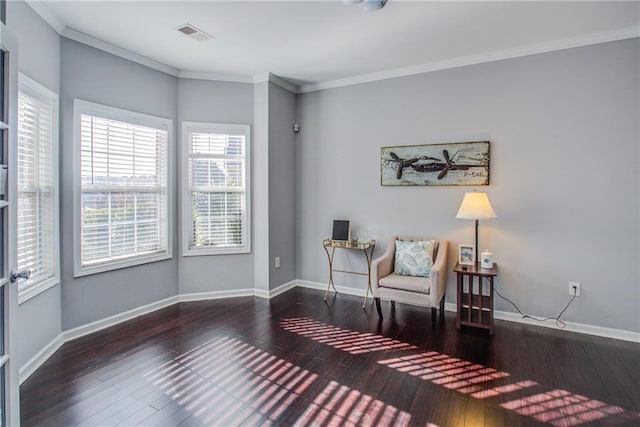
top-left (494, 284), bottom-right (577, 328)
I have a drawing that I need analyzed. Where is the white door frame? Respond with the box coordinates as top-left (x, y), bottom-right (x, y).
top-left (0, 21), bottom-right (21, 427)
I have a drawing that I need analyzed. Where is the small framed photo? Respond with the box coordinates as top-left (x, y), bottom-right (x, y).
top-left (459, 244), bottom-right (475, 266)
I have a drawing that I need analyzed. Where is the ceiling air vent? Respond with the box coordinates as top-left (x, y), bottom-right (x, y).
top-left (176, 24), bottom-right (214, 42)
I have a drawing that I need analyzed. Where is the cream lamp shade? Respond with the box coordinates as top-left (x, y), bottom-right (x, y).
top-left (456, 192), bottom-right (497, 265)
top-left (456, 192), bottom-right (497, 220)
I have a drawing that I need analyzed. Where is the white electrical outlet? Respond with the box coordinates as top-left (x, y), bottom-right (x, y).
top-left (275, 257), bottom-right (280, 269)
top-left (569, 281), bottom-right (581, 297)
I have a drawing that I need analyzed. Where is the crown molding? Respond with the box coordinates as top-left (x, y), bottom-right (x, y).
top-left (22, 1), bottom-right (640, 95)
top-left (298, 26), bottom-right (640, 94)
top-left (25, 0), bottom-right (65, 34)
top-left (179, 70), bottom-right (254, 84)
top-left (177, 71), bottom-right (299, 93)
top-left (270, 74), bottom-right (300, 94)
top-left (253, 73), bottom-right (300, 94)
top-left (61, 28), bottom-right (180, 77)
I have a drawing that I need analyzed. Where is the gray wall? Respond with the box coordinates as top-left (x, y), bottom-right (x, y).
top-left (9, 1), bottom-right (59, 91)
top-left (177, 78), bottom-right (255, 294)
top-left (8, 0), bottom-right (62, 370)
top-left (268, 83), bottom-right (297, 289)
top-left (60, 38), bottom-right (179, 330)
top-left (296, 39), bottom-right (640, 332)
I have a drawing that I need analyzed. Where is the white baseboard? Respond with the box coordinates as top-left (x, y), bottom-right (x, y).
top-left (264, 280), bottom-right (298, 298)
top-left (443, 302), bottom-right (640, 343)
top-left (19, 283), bottom-right (298, 383)
top-left (179, 289), bottom-right (255, 302)
top-left (21, 296), bottom-right (180, 384)
top-left (180, 281), bottom-right (297, 301)
top-left (61, 296), bottom-right (180, 343)
top-left (59, 284), bottom-right (290, 345)
top-left (19, 279), bottom-right (639, 385)
top-left (254, 288), bottom-right (269, 299)
top-left (492, 307), bottom-right (640, 343)
top-left (296, 282), bottom-right (639, 343)
top-left (18, 334), bottom-right (65, 385)
top-left (59, 282), bottom-right (637, 344)
top-left (295, 280), bottom-right (368, 298)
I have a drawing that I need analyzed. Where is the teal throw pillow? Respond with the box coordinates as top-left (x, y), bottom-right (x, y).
top-left (394, 240), bottom-right (434, 278)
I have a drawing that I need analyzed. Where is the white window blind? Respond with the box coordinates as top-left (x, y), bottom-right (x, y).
top-left (75, 101), bottom-right (171, 276)
top-left (183, 123), bottom-right (251, 255)
top-left (17, 77), bottom-right (59, 302)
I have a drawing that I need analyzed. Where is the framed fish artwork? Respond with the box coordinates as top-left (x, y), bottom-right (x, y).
top-left (380, 141), bottom-right (490, 186)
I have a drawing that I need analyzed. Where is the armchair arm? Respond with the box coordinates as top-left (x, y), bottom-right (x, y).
top-left (429, 240), bottom-right (449, 306)
top-left (371, 238), bottom-right (396, 296)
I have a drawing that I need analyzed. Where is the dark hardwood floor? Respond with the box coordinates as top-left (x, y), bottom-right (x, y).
top-left (21, 287), bottom-right (640, 426)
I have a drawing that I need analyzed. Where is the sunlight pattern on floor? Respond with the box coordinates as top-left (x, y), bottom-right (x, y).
top-left (294, 381), bottom-right (414, 427)
top-left (378, 353), bottom-right (509, 393)
top-left (379, 356), bottom-right (638, 425)
top-left (470, 380), bottom-right (539, 399)
top-left (143, 336), bottom-right (318, 425)
top-left (282, 317), bottom-right (640, 426)
top-left (280, 317), bottom-right (417, 354)
top-left (501, 389), bottom-right (636, 427)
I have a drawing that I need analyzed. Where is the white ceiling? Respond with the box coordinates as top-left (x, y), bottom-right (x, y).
top-left (32, 1), bottom-right (640, 90)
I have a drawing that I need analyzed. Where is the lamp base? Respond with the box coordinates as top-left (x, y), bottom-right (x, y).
top-left (475, 218), bottom-right (479, 264)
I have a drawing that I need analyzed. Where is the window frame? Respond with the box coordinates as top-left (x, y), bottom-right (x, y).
top-left (73, 99), bottom-right (173, 277)
top-left (17, 74), bottom-right (60, 304)
top-left (181, 122), bottom-right (251, 256)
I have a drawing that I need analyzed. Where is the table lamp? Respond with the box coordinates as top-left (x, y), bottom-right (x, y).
top-left (456, 192), bottom-right (497, 264)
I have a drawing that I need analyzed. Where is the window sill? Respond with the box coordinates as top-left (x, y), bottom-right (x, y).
top-left (74, 251), bottom-right (173, 278)
top-left (182, 246), bottom-right (251, 257)
top-left (18, 276), bottom-right (60, 305)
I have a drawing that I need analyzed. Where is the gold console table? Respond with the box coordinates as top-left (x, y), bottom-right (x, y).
top-left (322, 239), bottom-right (376, 308)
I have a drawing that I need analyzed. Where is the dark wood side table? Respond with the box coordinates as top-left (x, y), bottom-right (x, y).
top-left (454, 262), bottom-right (498, 335)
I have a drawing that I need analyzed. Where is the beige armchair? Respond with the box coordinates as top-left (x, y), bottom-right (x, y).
top-left (371, 236), bottom-right (448, 323)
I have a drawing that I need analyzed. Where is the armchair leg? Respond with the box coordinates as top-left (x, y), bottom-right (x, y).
top-left (375, 298), bottom-right (383, 319)
top-left (431, 307), bottom-right (437, 325)
top-left (439, 295), bottom-right (445, 321)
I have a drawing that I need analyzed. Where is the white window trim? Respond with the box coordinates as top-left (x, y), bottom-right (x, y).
top-left (17, 73), bottom-right (61, 304)
top-left (181, 122), bottom-right (251, 256)
top-left (73, 99), bottom-right (173, 277)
